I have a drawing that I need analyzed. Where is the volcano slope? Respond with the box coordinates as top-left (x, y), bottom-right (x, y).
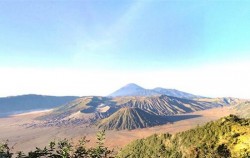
top-left (98, 107), bottom-right (169, 130)
top-left (38, 95), bottom-right (239, 129)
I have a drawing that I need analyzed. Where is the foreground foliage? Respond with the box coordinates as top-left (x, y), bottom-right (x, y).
top-left (117, 115), bottom-right (250, 158)
top-left (0, 130), bottom-right (114, 158)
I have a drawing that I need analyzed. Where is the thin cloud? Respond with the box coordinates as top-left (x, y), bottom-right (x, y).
top-left (0, 60), bottom-right (249, 99)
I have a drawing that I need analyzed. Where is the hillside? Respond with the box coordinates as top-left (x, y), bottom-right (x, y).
top-left (0, 95), bottom-right (78, 117)
top-left (112, 95), bottom-right (226, 116)
top-left (117, 115), bottom-right (250, 158)
top-left (108, 83), bottom-right (201, 99)
top-left (235, 101), bottom-right (250, 118)
top-left (98, 107), bottom-right (168, 130)
top-left (38, 96), bottom-right (115, 122)
top-left (153, 87), bottom-right (199, 99)
top-left (38, 95), bottom-right (234, 129)
top-left (196, 97), bottom-right (241, 105)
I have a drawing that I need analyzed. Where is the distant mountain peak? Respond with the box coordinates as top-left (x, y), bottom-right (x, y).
top-left (125, 83), bottom-right (140, 86)
top-left (108, 83), bottom-right (158, 97)
top-left (108, 83), bottom-right (201, 99)
top-left (122, 83), bottom-right (144, 90)
top-left (123, 83), bottom-right (143, 88)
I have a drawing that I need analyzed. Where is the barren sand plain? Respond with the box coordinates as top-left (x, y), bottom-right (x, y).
top-left (0, 107), bottom-right (236, 153)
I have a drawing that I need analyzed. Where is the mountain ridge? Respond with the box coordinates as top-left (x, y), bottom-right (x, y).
top-left (37, 95), bottom-right (238, 129)
top-left (0, 94), bottom-right (78, 117)
top-left (98, 107), bottom-right (169, 130)
top-left (108, 83), bottom-right (201, 99)
top-left (234, 101), bottom-right (250, 118)
top-left (109, 83), bottom-right (159, 97)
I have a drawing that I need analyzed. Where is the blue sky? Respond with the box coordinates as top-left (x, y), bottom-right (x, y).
top-left (0, 0), bottom-right (250, 98)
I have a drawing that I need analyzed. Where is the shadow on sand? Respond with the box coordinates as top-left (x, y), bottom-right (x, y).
top-left (165, 114), bottom-right (202, 123)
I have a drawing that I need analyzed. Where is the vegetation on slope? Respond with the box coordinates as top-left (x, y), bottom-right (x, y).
top-left (117, 115), bottom-right (250, 158)
top-left (98, 107), bottom-right (169, 130)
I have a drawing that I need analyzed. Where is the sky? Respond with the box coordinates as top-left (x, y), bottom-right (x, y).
top-left (0, 0), bottom-right (250, 99)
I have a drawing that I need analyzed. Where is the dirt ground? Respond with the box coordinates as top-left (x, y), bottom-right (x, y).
top-left (0, 107), bottom-right (236, 153)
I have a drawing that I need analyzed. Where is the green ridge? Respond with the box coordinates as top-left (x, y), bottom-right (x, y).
top-left (117, 115), bottom-right (250, 158)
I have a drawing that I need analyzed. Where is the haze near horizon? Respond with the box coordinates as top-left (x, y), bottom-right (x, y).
top-left (0, 0), bottom-right (250, 99)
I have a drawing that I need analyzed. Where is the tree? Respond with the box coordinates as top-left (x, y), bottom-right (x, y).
top-left (217, 144), bottom-right (231, 158)
top-left (0, 140), bottom-right (13, 158)
top-left (89, 130), bottom-right (113, 158)
top-left (0, 130), bottom-right (114, 158)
